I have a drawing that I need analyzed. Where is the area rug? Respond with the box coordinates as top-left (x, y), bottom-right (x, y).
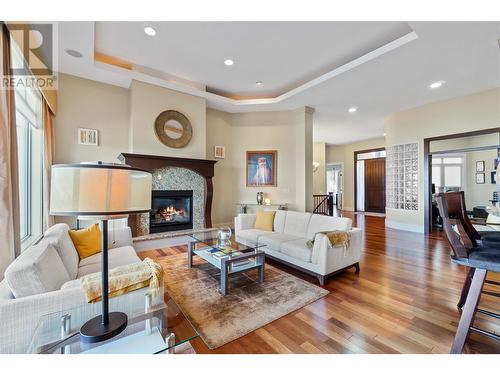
top-left (157, 253), bottom-right (329, 349)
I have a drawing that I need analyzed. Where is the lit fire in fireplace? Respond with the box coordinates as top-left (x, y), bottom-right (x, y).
top-left (159, 205), bottom-right (186, 222)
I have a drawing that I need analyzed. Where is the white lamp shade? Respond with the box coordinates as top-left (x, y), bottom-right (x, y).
top-left (50, 163), bottom-right (152, 217)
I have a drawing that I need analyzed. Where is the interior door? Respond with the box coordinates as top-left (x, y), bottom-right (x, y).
top-left (364, 157), bottom-right (386, 213)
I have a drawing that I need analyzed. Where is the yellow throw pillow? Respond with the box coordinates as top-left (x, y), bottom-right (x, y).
top-left (69, 223), bottom-right (102, 260)
top-left (254, 211), bottom-right (275, 231)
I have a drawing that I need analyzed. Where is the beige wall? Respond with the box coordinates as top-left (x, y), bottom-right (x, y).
top-left (54, 74), bottom-right (129, 164)
top-left (55, 74), bottom-right (315, 228)
top-left (313, 142), bottom-right (326, 195)
top-left (464, 149), bottom-right (497, 209)
top-left (205, 109), bottom-right (234, 224)
top-left (129, 80), bottom-right (207, 159)
top-left (326, 137), bottom-right (386, 211)
top-left (228, 108), bottom-right (313, 214)
top-left (385, 87), bottom-right (500, 232)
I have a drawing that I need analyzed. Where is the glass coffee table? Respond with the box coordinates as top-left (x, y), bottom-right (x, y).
top-left (188, 229), bottom-right (266, 295)
top-left (28, 288), bottom-right (199, 354)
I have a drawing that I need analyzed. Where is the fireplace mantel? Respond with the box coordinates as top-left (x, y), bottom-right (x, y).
top-left (118, 153), bottom-right (218, 237)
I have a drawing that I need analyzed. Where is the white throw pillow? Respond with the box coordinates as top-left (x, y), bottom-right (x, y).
top-left (44, 223), bottom-right (79, 279)
top-left (5, 241), bottom-right (71, 298)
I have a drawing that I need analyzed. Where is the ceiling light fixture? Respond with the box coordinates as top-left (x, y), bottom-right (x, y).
top-left (224, 59), bottom-right (234, 66)
top-left (348, 107), bottom-right (358, 113)
top-left (429, 80), bottom-right (445, 89)
top-left (144, 26), bottom-right (156, 36)
top-left (64, 48), bottom-right (83, 58)
top-left (256, 81), bottom-right (263, 86)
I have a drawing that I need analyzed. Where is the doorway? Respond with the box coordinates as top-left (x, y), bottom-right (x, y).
top-left (354, 148), bottom-right (386, 213)
top-left (326, 163), bottom-right (343, 209)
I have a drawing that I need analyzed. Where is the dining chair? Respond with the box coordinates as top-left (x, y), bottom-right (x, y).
top-left (436, 193), bottom-right (500, 354)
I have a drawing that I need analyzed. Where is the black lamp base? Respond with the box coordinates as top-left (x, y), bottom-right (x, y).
top-left (80, 312), bottom-right (128, 344)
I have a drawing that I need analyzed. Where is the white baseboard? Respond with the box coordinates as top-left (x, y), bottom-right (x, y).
top-left (385, 220), bottom-right (424, 233)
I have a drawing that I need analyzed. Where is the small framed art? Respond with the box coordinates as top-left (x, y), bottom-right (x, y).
top-left (476, 172), bottom-right (485, 184)
top-left (214, 145), bottom-right (226, 159)
top-left (78, 128), bottom-right (99, 146)
top-left (476, 161), bottom-right (485, 172)
top-left (491, 171), bottom-right (497, 184)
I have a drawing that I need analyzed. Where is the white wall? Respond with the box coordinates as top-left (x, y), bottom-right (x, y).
top-left (384, 88), bottom-right (500, 232)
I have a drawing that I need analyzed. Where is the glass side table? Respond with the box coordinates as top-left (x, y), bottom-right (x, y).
top-left (28, 290), bottom-right (199, 354)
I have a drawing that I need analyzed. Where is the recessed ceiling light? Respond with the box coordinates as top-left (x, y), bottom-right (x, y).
top-left (64, 48), bottom-right (83, 58)
top-left (429, 80), bottom-right (445, 89)
top-left (144, 26), bottom-right (156, 36)
top-left (224, 59), bottom-right (234, 66)
top-left (256, 81), bottom-right (263, 86)
top-left (348, 107), bottom-right (358, 113)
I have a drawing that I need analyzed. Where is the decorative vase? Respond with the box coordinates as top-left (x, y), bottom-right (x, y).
top-left (256, 192), bottom-right (264, 205)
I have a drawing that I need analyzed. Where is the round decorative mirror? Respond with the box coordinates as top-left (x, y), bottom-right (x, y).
top-left (154, 110), bottom-right (193, 148)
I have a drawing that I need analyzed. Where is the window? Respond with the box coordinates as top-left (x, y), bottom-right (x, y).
top-left (432, 155), bottom-right (464, 192)
top-left (11, 42), bottom-right (44, 249)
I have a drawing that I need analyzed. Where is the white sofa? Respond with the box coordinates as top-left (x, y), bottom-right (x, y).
top-left (0, 223), bottom-right (153, 354)
top-left (234, 210), bottom-right (362, 285)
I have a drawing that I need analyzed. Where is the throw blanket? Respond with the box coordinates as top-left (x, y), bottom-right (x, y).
top-left (81, 258), bottom-right (164, 303)
top-left (306, 231), bottom-right (352, 256)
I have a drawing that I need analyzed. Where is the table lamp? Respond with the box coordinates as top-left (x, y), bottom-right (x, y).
top-left (50, 162), bottom-right (152, 343)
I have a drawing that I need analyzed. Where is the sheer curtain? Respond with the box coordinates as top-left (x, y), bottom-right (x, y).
top-left (0, 23), bottom-right (20, 278)
top-left (356, 160), bottom-right (365, 211)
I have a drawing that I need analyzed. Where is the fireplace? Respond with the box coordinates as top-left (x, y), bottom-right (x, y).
top-left (150, 190), bottom-right (193, 233)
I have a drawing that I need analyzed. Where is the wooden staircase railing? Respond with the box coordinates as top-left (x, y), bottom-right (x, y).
top-left (313, 193), bottom-right (334, 216)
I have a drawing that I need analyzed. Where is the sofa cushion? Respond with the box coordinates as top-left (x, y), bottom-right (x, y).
top-left (306, 215), bottom-right (352, 240)
top-left (77, 246), bottom-right (140, 277)
top-left (69, 223), bottom-right (102, 260)
top-left (44, 223), bottom-right (79, 279)
top-left (273, 210), bottom-right (287, 233)
top-left (4, 240), bottom-right (71, 298)
top-left (259, 233), bottom-right (301, 251)
top-left (254, 211), bottom-right (275, 231)
top-left (280, 239), bottom-right (313, 263)
top-left (237, 229), bottom-right (270, 246)
top-left (283, 211), bottom-right (312, 238)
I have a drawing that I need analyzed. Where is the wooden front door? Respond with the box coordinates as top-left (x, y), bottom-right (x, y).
top-left (364, 157), bottom-right (386, 213)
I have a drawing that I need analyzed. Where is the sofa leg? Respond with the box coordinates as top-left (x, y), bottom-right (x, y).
top-left (354, 262), bottom-right (360, 274)
top-left (317, 275), bottom-right (325, 286)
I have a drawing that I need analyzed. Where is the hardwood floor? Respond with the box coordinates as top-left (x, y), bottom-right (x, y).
top-left (139, 213), bottom-right (500, 354)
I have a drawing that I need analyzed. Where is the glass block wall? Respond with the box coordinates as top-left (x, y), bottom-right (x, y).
top-left (386, 143), bottom-right (419, 210)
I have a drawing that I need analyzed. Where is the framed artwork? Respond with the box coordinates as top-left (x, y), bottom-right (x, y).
top-left (246, 150), bottom-right (277, 187)
top-left (214, 145), bottom-right (225, 159)
top-left (491, 171), bottom-right (497, 184)
top-left (476, 172), bottom-right (485, 184)
top-left (476, 161), bottom-right (485, 172)
top-left (78, 128), bottom-right (99, 146)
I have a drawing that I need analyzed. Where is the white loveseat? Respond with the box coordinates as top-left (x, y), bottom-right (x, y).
top-left (0, 223), bottom-right (153, 354)
top-left (234, 210), bottom-right (362, 285)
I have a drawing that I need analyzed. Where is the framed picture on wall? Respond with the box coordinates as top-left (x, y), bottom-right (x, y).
top-left (476, 172), bottom-right (485, 184)
top-left (214, 145), bottom-right (225, 159)
top-left (246, 150), bottom-right (277, 187)
top-left (491, 171), bottom-right (497, 184)
top-left (476, 161), bottom-right (485, 172)
top-left (78, 128), bottom-right (99, 146)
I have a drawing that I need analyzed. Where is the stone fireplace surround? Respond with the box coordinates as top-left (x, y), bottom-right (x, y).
top-left (118, 153), bottom-right (217, 237)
